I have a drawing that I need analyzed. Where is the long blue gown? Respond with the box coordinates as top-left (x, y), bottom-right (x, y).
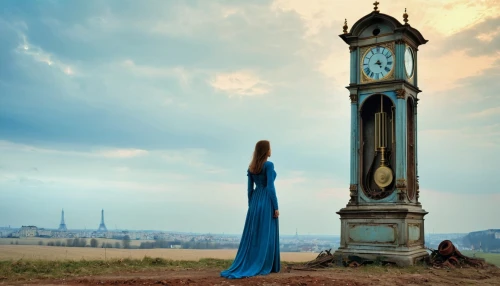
top-left (220, 161), bottom-right (281, 279)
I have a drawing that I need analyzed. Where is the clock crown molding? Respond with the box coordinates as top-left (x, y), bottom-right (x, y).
top-left (339, 11), bottom-right (428, 47)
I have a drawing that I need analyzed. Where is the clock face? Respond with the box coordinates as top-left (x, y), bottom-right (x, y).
top-left (362, 46), bottom-right (394, 80)
top-left (404, 46), bottom-right (414, 78)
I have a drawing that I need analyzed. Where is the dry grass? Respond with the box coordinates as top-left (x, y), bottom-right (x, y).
top-left (0, 257), bottom-right (233, 282)
top-left (0, 245), bottom-right (317, 262)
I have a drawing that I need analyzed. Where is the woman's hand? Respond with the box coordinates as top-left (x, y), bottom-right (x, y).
top-left (274, 210), bottom-right (279, 218)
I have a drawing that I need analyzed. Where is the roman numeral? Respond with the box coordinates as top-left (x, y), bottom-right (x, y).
top-left (376, 46), bottom-right (380, 52)
top-left (375, 73), bottom-right (379, 80)
top-left (364, 67), bottom-right (371, 74)
top-left (370, 72), bottom-right (374, 78)
top-left (387, 61), bottom-right (393, 66)
top-left (384, 67), bottom-right (390, 72)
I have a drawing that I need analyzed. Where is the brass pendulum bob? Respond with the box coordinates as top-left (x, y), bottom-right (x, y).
top-left (373, 95), bottom-right (394, 191)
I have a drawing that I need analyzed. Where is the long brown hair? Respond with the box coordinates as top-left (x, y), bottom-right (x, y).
top-left (249, 140), bottom-right (270, 174)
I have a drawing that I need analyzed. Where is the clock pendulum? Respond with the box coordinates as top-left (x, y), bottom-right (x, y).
top-left (373, 94), bottom-right (393, 190)
top-left (365, 95), bottom-right (395, 199)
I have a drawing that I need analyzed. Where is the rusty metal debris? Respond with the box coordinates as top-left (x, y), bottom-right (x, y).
top-left (287, 240), bottom-right (495, 272)
top-left (287, 249), bottom-right (336, 271)
top-left (429, 240), bottom-right (490, 269)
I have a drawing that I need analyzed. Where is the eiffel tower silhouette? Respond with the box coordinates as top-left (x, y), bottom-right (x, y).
top-left (97, 209), bottom-right (108, 232)
top-left (58, 209), bottom-right (67, 231)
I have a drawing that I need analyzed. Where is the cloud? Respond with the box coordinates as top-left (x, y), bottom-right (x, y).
top-left (438, 16), bottom-right (500, 57)
top-left (18, 176), bottom-right (46, 186)
top-left (419, 189), bottom-right (500, 233)
top-left (432, 0), bottom-right (500, 36)
top-left (15, 33), bottom-right (75, 76)
top-left (419, 50), bottom-right (500, 92)
top-left (476, 26), bottom-right (500, 43)
top-left (121, 59), bottom-right (192, 86)
top-left (209, 71), bottom-right (272, 96)
top-left (149, 3), bottom-right (231, 37)
top-left (467, 107), bottom-right (500, 118)
top-left (95, 148), bottom-right (149, 158)
top-left (0, 140), bottom-right (224, 176)
top-left (271, 0), bottom-right (500, 94)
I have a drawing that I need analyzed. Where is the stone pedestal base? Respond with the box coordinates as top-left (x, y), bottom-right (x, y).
top-left (333, 205), bottom-right (429, 267)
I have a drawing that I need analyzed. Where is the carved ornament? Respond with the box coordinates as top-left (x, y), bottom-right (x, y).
top-left (396, 179), bottom-right (407, 202)
top-left (349, 46), bottom-right (356, 52)
top-left (349, 94), bottom-right (358, 103)
top-left (396, 178), bottom-right (407, 189)
top-left (395, 39), bottom-right (406, 45)
top-left (396, 89), bottom-right (406, 99)
top-left (416, 176), bottom-right (421, 204)
top-left (348, 184), bottom-right (358, 205)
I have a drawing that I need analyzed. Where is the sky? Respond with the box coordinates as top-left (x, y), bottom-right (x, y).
top-left (0, 0), bottom-right (499, 235)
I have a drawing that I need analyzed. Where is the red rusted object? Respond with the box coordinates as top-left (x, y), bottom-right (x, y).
top-left (438, 240), bottom-right (455, 256)
top-left (430, 240), bottom-right (490, 269)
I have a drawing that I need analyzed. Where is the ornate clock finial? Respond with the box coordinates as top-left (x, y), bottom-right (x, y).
top-left (343, 19), bottom-right (348, 34)
top-left (373, 1), bottom-right (380, 12)
top-left (403, 8), bottom-right (409, 24)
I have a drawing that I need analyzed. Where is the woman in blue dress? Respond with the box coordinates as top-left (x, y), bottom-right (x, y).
top-left (220, 140), bottom-right (281, 279)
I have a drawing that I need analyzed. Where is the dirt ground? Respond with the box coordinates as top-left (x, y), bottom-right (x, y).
top-left (10, 265), bottom-right (500, 286)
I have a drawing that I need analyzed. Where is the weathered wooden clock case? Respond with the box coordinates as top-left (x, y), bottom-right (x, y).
top-left (333, 4), bottom-right (429, 266)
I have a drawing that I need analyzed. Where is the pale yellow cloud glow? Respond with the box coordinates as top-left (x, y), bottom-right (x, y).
top-left (209, 71), bottom-right (272, 96)
top-left (425, 0), bottom-right (500, 36)
top-left (476, 27), bottom-right (500, 42)
top-left (419, 50), bottom-right (500, 92)
top-left (271, 0), bottom-right (500, 37)
top-left (222, 7), bottom-right (240, 18)
top-left (271, 0), bottom-right (500, 92)
top-left (317, 49), bottom-right (350, 85)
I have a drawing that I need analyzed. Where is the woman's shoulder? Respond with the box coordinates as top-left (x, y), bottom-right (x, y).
top-left (264, 161), bottom-right (274, 168)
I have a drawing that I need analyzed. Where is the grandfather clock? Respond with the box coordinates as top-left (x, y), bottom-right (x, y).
top-left (334, 2), bottom-right (429, 266)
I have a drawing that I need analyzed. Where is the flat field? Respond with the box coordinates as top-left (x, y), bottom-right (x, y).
top-left (0, 245), bottom-right (316, 262)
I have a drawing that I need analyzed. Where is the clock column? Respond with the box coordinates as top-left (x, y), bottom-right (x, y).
top-left (395, 89), bottom-right (408, 202)
top-left (349, 46), bottom-right (358, 84)
top-left (415, 98), bottom-right (420, 203)
top-left (349, 92), bottom-right (359, 205)
top-left (395, 39), bottom-right (406, 80)
top-left (348, 44), bottom-right (360, 205)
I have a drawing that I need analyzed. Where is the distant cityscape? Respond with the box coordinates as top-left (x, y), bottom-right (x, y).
top-left (1, 209), bottom-right (499, 253)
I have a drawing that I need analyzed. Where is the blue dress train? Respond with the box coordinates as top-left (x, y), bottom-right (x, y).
top-left (220, 161), bottom-right (281, 279)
